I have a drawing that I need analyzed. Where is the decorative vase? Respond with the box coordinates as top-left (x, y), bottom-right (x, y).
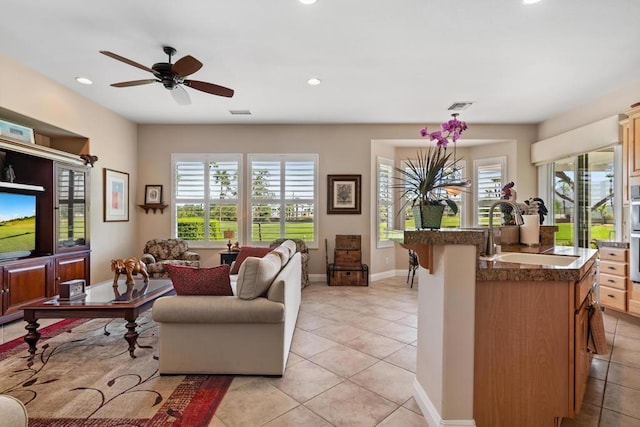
top-left (412, 204), bottom-right (445, 230)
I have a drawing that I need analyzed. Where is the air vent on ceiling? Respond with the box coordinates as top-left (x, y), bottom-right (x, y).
top-left (229, 109), bottom-right (252, 115)
top-left (447, 102), bottom-right (473, 112)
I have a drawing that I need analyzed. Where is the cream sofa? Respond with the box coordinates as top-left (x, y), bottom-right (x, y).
top-left (0, 395), bottom-right (28, 427)
top-left (152, 240), bottom-right (301, 376)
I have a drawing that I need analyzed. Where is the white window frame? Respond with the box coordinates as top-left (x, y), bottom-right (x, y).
top-left (474, 156), bottom-right (507, 227)
top-left (171, 153), bottom-right (243, 248)
top-left (247, 153), bottom-right (319, 248)
top-left (377, 156), bottom-right (394, 248)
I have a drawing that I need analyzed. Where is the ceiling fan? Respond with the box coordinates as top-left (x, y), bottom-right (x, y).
top-left (99, 46), bottom-right (234, 105)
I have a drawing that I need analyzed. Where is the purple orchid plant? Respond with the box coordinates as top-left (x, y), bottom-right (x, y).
top-left (419, 113), bottom-right (468, 148)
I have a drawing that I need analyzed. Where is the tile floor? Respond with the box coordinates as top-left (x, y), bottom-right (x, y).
top-left (1, 276), bottom-right (640, 426)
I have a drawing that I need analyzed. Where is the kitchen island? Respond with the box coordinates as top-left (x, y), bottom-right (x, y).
top-left (401, 229), bottom-right (598, 427)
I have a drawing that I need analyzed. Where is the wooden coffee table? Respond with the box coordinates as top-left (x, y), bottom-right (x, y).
top-left (23, 278), bottom-right (173, 359)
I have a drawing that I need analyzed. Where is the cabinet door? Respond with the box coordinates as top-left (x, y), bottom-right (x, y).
top-left (2, 258), bottom-right (52, 316)
top-left (628, 107), bottom-right (640, 177)
top-left (54, 253), bottom-right (90, 296)
top-left (55, 164), bottom-right (89, 252)
top-left (574, 298), bottom-right (591, 413)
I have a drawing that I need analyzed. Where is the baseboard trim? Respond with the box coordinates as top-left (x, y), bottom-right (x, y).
top-left (413, 378), bottom-right (476, 427)
top-left (310, 270), bottom-right (406, 284)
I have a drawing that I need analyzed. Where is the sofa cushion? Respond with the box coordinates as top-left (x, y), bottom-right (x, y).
top-left (270, 245), bottom-right (291, 267)
top-left (236, 253), bottom-right (281, 300)
top-left (281, 240), bottom-right (297, 256)
top-left (230, 246), bottom-right (272, 274)
top-left (165, 264), bottom-right (233, 296)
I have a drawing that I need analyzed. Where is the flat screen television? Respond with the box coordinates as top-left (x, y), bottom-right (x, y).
top-left (0, 191), bottom-right (37, 261)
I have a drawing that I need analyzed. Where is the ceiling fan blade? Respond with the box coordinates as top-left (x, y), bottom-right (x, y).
top-left (99, 50), bottom-right (156, 74)
top-left (111, 79), bottom-right (157, 88)
top-left (172, 55), bottom-right (203, 77)
top-left (184, 80), bottom-right (234, 98)
top-left (171, 85), bottom-right (191, 105)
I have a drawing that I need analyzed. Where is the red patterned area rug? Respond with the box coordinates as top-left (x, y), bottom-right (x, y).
top-left (0, 313), bottom-right (233, 426)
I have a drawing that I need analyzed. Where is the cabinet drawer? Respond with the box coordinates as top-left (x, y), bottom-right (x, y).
top-left (599, 260), bottom-right (627, 277)
top-left (632, 282), bottom-right (640, 299)
top-left (599, 273), bottom-right (627, 290)
top-left (599, 247), bottom-right (627, 262)
top-left (577, 265), bottom-right (597, 306)
top-left (600, 286), bottom-right (627, 312)
top-left (629, 299), bottom-right (640, 316)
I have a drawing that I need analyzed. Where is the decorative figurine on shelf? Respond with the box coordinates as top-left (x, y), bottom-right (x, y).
top-left (500, 181), bottom-right (518, 225)
top-left (524, 197), bottom-right (549, 225)
top-left (80, 154), bottom-right (99, 167)
top-left (111, 257), bottom-right (149, 287)
top-left (224, 230), bottom-right (235, 251)
top-left (231, 241), bottom-right (241, 252)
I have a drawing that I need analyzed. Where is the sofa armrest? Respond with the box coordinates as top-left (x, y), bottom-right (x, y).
top-left (141, 253), bottom-right (156, 265)
top-left (153, 295), bottom-right (284, 323)
top-left (0, 395), bottom-right (28, 427)
top-left (182, 251), bottom-right (200, 261)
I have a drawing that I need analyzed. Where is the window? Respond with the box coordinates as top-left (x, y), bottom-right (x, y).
top-left (474, 157), bottom-right (506, 226)
top-left (172, 154), bottom-right (241, 246)
top-left (248, 154), bottom-right (318, 246)
top-left (377, 156), bottom-right (394, 247)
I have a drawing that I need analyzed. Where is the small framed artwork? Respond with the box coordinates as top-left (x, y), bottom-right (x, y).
top-left (144, 185), bottom-right (163, 204)
top-left (328, 174), bottom-right (361, 214)
top-left (103, 168), bottom-right (129, 222)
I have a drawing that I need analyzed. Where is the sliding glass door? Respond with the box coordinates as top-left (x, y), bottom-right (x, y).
top-left (552, 147), bottom-right (616, 248)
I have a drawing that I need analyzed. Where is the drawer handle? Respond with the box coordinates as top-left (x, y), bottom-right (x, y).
top-left (608, 253), bottom-right (616, 256)
top-left (607, 294), bottom-right (615, 298)
top-left (608, 279), bottom-right (615, 283)
top-left (608, 266), bottom-right (616, 270)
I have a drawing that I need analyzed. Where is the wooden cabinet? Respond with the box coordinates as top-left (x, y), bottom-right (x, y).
top-left (0, 138), bottom-right (91, 324)
top-left (474, 259), bottom-right (597, 425)
top-left (598, 246), bottom-right (631, 314)
top-left (54, 252), bottom-right (90, 296)
top-left (1, 258), bottom-right (53, 319)
top-left (624, 105), bottom-right (640, 177)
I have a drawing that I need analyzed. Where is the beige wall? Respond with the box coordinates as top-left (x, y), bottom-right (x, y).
top-left (136, 123), bottom-right (538, 276)
top-left (0, 55), bottom-right (138, 284)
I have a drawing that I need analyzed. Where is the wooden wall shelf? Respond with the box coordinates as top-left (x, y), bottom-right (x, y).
top-left (138, 204), bottom-right (168, 214)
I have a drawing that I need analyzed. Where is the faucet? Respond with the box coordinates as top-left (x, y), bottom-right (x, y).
top-left (485, 200), bottom-right (524, 256)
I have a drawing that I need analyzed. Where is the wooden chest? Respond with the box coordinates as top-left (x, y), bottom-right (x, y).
top-left (329, 270), bottom-right (366, 286)
top-left (334, 249), bottom-right (362, 266)
top-left (335, 235), bottom-right (361, 250)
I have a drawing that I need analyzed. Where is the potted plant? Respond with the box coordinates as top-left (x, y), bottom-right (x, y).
top-left (395, 146), bottom-right (470, 229)
top-left (392, 115), bottom-right (469, 229)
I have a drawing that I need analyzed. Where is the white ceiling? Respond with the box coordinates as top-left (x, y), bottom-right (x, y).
top-left (1, 0), bottom-right (639, 125)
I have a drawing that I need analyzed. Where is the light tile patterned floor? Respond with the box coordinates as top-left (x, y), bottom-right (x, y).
top-left (2, 276), bottom-right (640, 426)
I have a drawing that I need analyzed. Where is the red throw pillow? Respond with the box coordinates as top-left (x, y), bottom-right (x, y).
top-left (229, 246), bottom-right (272, 274)
top-left (165, 264), bottom-right (233, 296)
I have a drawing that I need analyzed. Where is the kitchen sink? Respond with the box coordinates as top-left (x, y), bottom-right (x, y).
top-left (484, 252), bottom-right (580, 266)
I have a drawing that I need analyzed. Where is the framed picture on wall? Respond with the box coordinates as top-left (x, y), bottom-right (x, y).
top-left (103, 168), bottom-right (129, 222)
top-left (327, 174), bottom-right (361, 214)
top-left (144, 185), bottom-right (163, 204)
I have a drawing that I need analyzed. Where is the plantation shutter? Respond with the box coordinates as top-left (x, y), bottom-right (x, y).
top-left (249, 154), bottom-right (318, 245)
top-left (377, 157), bottom-right (394, 246)
top-left (475, 158), bottom-right (505, 226)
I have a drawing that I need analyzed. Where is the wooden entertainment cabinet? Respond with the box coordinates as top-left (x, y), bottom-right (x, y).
top-left (0, 136), bottom-right (90, 325)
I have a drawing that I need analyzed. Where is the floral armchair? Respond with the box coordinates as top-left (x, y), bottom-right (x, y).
top-left (269, 238), bottom-right (309, 288)
top-left (141, 238), bottom-right (200, 279)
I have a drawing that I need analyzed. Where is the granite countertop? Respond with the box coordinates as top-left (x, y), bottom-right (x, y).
top-left (402, 229), bottom-right (598, 282)
top-left (595, 240), bottom-right (629, 249)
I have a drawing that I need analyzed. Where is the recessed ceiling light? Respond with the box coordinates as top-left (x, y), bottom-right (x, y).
top-left (307, 78), bottom-right (321, 86)
top-left (75, 77), bottom-right (93, 85)
top-left (522, 0), bottom-right (542, 4)
top-left (299, 0), bottom-right (317, 5)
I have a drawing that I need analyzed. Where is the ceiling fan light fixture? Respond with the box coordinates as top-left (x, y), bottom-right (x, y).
top-left (75, 77), bottom-right (93, 85)
top-left (307, 77), bottom-right (321, 86)
top-left (522, 0), bottom-right (542, 4)
top-left (299, 0), bottom-right (317, 5)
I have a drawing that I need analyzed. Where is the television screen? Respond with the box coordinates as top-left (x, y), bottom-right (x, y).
top-left (0, 192), bottom-right (37, 260)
